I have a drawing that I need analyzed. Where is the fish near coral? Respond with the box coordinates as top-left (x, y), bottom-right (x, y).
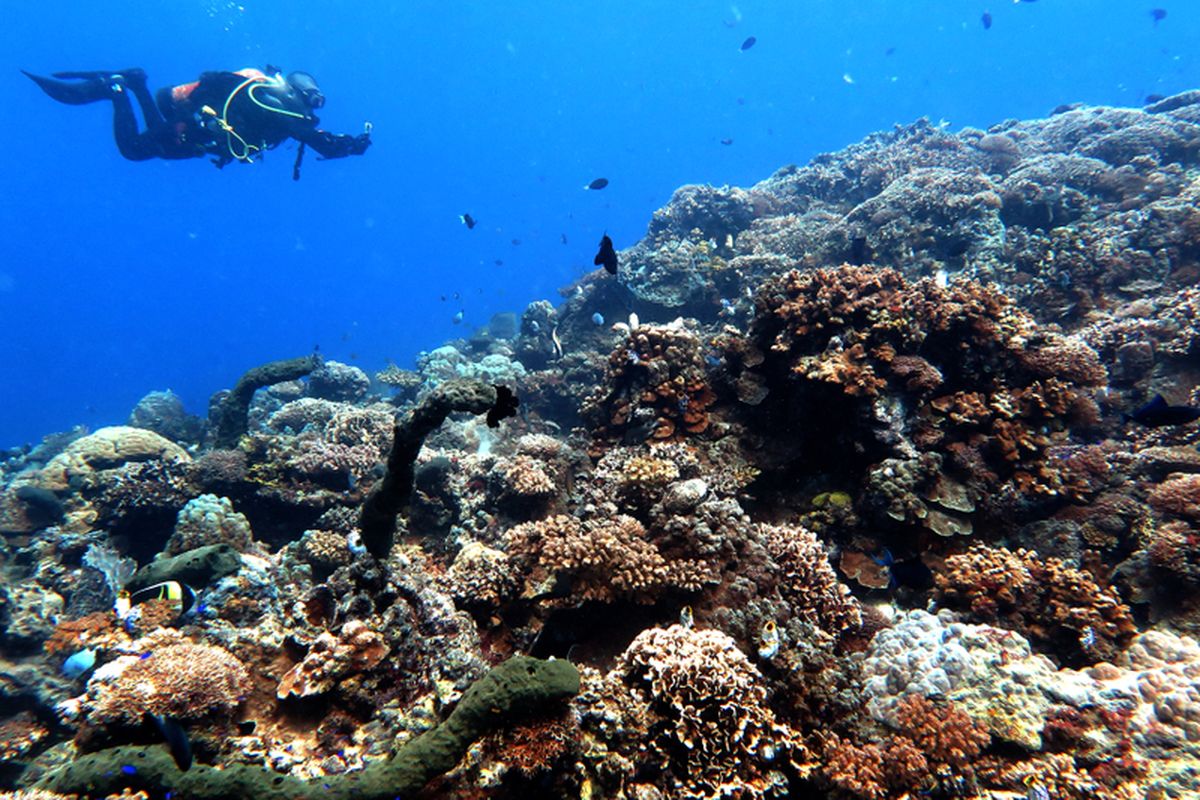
top-left (1126, 394), bottom-right (1200, 427)
top-left (62, 648), bottom-right (97, 678)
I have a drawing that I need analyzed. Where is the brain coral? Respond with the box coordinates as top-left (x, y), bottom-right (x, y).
top-left (35, 426), bottom-right (191, 492)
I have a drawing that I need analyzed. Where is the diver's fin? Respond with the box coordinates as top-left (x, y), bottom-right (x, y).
top-left (52, 68), bottom-right (146, 87)
top-left (22, 70), bottom-right (116, 105)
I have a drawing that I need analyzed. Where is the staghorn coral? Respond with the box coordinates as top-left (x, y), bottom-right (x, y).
top-left (506, 514), bottom-right (712, 603)
top-left (277, 620), bottom-right (390, 699)
top-left (934, 544), bottom-right (1136, 665)
top-left (83, 638), bottom-right (251, 725)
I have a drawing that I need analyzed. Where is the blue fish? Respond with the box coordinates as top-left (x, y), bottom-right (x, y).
top-left (120, 765), bottom-right (137, 776)
top-left (62, 648), bottom-right (96, 678)
top-left (592, 312), bottom-right (605, 325)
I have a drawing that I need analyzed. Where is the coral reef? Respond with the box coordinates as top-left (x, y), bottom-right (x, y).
top-left (12, 95), bottom-right (1200, 799)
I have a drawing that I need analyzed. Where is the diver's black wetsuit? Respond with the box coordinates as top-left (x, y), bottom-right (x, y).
top-left (23, 67), bottom-right (371, 169)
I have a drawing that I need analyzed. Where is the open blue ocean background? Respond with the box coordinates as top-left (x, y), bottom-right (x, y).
top-left (0, 0), bottom-right (1194, 448)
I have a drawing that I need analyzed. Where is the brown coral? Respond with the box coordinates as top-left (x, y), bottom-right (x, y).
top-left (934, 544), bottom-right (1136, 665)
top-left (277, 619), bottom-right (389, 699)
top-left (506, 514), bottom-right (712, 603)
top-left (610, 624), bottom-right (802, 799)
top-left (761, 523), bottom-right (862, 635)
top-left (86, 640), bottom-right (251, 724)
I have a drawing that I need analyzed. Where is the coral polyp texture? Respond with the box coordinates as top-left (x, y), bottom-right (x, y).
top-left (8, 94), bottom-right (1200, 798)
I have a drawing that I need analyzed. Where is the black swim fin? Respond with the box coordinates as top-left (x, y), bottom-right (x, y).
top-left (53, 68), bottom-right (146, 88)
top-left (23, 70), bottom-right (116, 105)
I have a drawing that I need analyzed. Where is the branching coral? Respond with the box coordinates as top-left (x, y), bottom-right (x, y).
top-left (743, 264), bottom-right (1106, 525)
top-left (821, 695), bottom-right (989, 799)
top-left (505, 514), bottom-right (712, 602)
top-left (934, 544), bottom-right (1136, 665)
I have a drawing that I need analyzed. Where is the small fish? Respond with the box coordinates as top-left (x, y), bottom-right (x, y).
top-left (594, 234), bottom-right (619, 275)
top-left (585, 177), bottom-right (609, 190)
top-left (1145, 93), bottom-right (1166, 104)
top-left (148, 713), bottom-right (193, 772)
top-left (1151, 8), bottom-right (1167, 24)
top-left (452, 310), bottom-right (465, 324)
top-left (459, 213), bottom-right (477, 229)
top-left (679, 605), bottom-right (695, 629)
top-left (591, 312), bottom-right (605, 325)
top-left (560, 233), bottom-right (568, 244)
top-left (120, 765), bottom-right (137, 776)
top-left (487, 385), bottom-right (519, 428)
top-left (740, 36), bottom-right (757, 51)
top-left (511, 238), bottom-right (521, 246)
top-left (720, 138), bottom-right (733, 145)
top-left (529, 320), bottom-right (541, 333)
top-left (757, 620), bottom-right (780, 659)
top-left (628, 312), bottom-right (639, 330)
top-left (62, 648), bottom-right (97, 678)
top-left (981, 11), bottom-right (993, 29)
top-left (493, 259), bottom-right (504, 266)
top-left (1126, 394), bottom-right (1200, 427)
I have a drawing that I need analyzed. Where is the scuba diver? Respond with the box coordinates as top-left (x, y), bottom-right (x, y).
top-left (23, 66), bottom-right (371, 179)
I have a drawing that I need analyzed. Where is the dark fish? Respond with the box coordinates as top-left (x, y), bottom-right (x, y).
top-left (493, 259), bottom-right (504, 266)
top-left (1151, 8), bottom-right (1167, 24)
top-left (561, 233), bottom-right (568, 244)
top-left (147, 713), bottom-right (193, 772)
top-left (848, 236), bottom-right (873, 266)
top-left (487, 385), bottom-right (519, 428)
top-left (594, 234), bottom-right (619, 275)
top-left (585, 177), bottom-right (609, 190)
top-left (740, 36), bottom-right (756, 51)
top-left (885, 46), bottom-right (896, 56)
top-left (981, 11), bottom-right (992, 29)
top-left (720, 138), bottom-right (734, 145)
top-left (459, 213), bottom-right (477, 229)
top-left (511, 238), bottom-right (521, 246)
top-left (1127, 394), bottom-right (1200, 427)
top-left (1145, 93), bottom-right (1166, 104)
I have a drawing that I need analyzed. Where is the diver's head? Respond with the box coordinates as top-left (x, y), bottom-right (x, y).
top-left (286, 71), bottom-right (325, 109)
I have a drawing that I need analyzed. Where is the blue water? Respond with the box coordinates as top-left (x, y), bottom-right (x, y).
top-left (0, 1), bottom-right (1194, 448)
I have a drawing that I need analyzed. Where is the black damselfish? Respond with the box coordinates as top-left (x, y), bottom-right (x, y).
top-left (147, 713), bottom-right (193, 771)
top-left (594, 234), bottom-right (618, 275)
top-left (740, 36), bottom-right (757, 51)
top-left (487, 385), bottom-right (519, 428)
top-left (460, 213), bottom-right (477, 229)
top-left (586, 177), bottom-right (609, 190)
top-left (1126, 394), bottom-right (1200, 427)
